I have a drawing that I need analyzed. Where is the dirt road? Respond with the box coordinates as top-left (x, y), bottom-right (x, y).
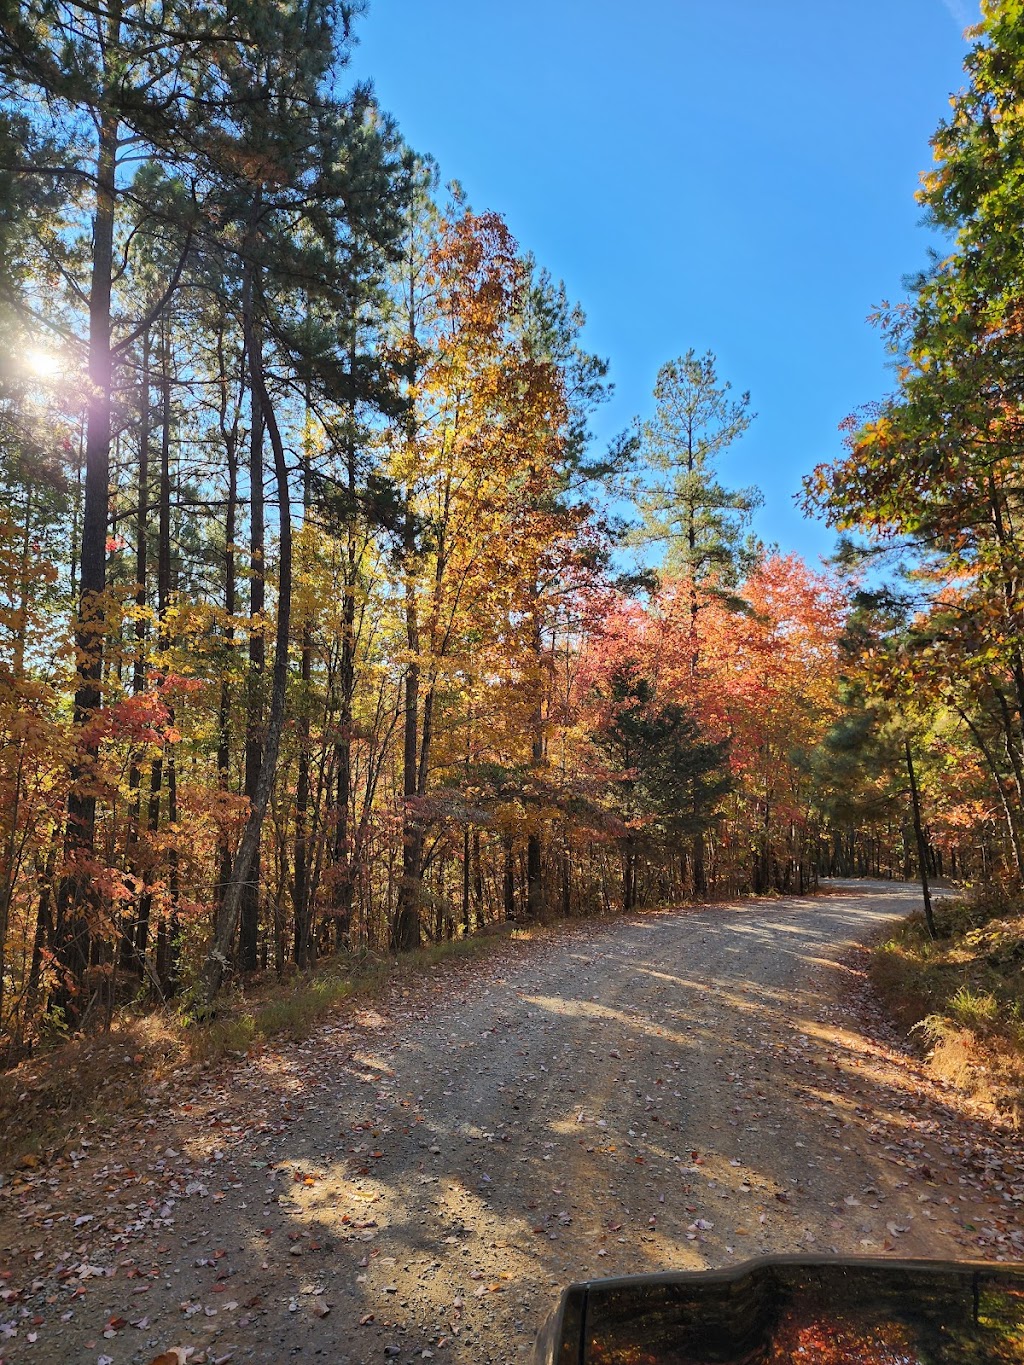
top-left (2, 882), bottom-right (1023, 1364)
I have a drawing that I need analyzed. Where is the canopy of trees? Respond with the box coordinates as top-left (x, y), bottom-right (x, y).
top-left (805, 0), bottom-right (1024, 902)
top-left (0, 0), bottom-right (1012, 1049)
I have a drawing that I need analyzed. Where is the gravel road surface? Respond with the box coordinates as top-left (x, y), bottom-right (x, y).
top-left (3, 880), bottom-right (1023, 1365)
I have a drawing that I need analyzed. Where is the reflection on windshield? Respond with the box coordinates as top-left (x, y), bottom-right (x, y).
top-left (580, 1261), bottom-right (1024, 1365)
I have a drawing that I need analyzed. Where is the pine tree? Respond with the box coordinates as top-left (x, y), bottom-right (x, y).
top-left (630, 350), bottom-right (760, 893)
top-left (632, 349), bottom-right (760, 633)
top-left (193, 0), bottom-right (408, 1003)
top-left (599, 667), bottom-right (730, 911)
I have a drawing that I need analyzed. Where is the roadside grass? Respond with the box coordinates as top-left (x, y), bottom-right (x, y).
top-left (0, 923), bottom-right (534, 1170)
top-left (182, 932), bottom-right (522, 1063)
top-left (870, 886), bottom-right (1024, 1124)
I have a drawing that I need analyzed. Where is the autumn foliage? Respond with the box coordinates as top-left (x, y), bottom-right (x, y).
top-left (2, 0), bottom-right (1014, 1051)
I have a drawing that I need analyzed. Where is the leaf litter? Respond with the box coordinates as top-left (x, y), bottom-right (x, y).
top-left (1, 885), bottom-right (1021, 1363)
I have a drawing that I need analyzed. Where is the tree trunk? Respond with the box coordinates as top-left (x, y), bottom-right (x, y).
top-left (959, 704), bottom-right (1024, 883)
top-left (161, 746), bottom-right (180, 995)
top-left (293, 442), bottom-right (313, 968)
top-left (215, 329), bottom-right (240, 917)
top-left (198, 270), bottom-right (293, 1009)
top-left (330, 407), bottom-right (362, 951)
top-left (52, 93), bottom-right (120, 1023)
top-left (156, 327), bottom-right (179, 991)
top-left (526, 591), bottom-right (545, 919)
top-left (691, 829), bottom-right (706, 898)
top-left (461, 826), bottom-right (471, 935)
top-left (473, 830), bottom-right (484, 930)
top-left (239, 302), bottom-right (265, 973)
top-left (905, 738), bottom-right (937, 941)
top-left (393, 492), bottom-right (422, 953)
top-left (503, 835), bottom-right (515, 921)
top-left (622, 841), bottom-right (636, 912)
top-left (124, 330), bottom-right (150, 972)
top-left (526, 833), bottom-right (543, 920)
top-left (21, 851), bottom-right (56, 1045)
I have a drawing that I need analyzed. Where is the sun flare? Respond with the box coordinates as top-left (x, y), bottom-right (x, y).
top-left (24, 346), bottom-right (62, 379)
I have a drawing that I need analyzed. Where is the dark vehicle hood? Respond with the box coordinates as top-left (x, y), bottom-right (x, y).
top-left (535, 1255), bottom-right (1024, 1365)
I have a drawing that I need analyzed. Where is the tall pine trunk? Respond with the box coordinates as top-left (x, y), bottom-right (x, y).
top-left (198, 270), bottom-right (292, 1008)
top-left (526, 591), bottom-right (545, 920)
top-left (240, 300), bottom-right (265, 972)
top-left (52, 90), bottom-right (120, 1021)
top-left (215, 332), bottom-right (239, 916)
top-left (330, 402), bottom-right (362, 951)
top-left (292, 440), bottom-right (313, 968)
top-left (124, 331), bottom-right (149, 973)
top-left (394, 492), bottom-right (423, 952)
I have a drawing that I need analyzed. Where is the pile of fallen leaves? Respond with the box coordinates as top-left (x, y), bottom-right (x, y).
top-left (0, 1026), bottom-right (174, 1171)
top-left (869, 889), bottom-right (1024, 1124)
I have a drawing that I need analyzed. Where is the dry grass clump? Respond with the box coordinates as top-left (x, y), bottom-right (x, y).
top-left (870, 886), bottom-right (1024, 1125)
top-left (183, 965), bottom-right (376, 1063)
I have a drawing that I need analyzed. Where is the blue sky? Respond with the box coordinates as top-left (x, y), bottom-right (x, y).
top-left (350, 1), bottom-right (977, 565)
